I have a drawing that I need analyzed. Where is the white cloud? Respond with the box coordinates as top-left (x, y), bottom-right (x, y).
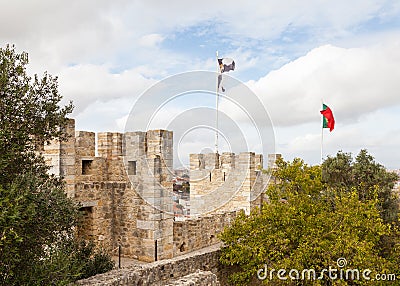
top-left (0, 1), bottom-right (128, 71)
top-left (138, 34), bottom-right (165, 48)
top-left (247, 41), bottom-right (400, 127)
top-left (274, 107), bottom-right (400, 169)
top-left (115, 114), bottom-right (129, 131)
top-left (58, 64), bottom-right (156, 114)
top-left (119, 0), bottom-right (384, 39)
top-left (1, 1), bottom-right (395, 71)
top-left (1, 0), bottom-right (400, 169)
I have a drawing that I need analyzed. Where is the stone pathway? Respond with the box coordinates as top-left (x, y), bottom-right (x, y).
top-left (111, 243), bottom-right (222, 269)
top-left (111, 255), bottom-right (148, 268)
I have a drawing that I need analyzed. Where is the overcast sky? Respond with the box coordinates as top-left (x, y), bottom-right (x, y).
top-left (1, 1), bottom-right (400, 169)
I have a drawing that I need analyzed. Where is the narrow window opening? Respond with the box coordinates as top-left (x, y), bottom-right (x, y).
top-left (154, 156), bottom-right (161, 175)
top-left (154, 240), bottom-right (158, 261)
top-left (128, 160), bottom-right (137, 175)
top-left (82, 160), bottom-right (93, 175)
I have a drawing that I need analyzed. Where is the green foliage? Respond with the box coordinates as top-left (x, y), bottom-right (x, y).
top-left (269, 158), bottom-right (324, 198)
top-left (24, 238), bottom-right (114, 285)
top-left (321, 151), bottom-right (353, 190)
top-left (74, 240), bottom-right (115, 280)
top-left (0, 173), bottom-right (80, 285)
top-left (0, 45), bottom-right (114, 285)
top-left (323, 149), bottom-right (399, 223)
top-left (0, 44), bottom-right (73, 187)
top-left (220, 156), bottom-right (400, 285)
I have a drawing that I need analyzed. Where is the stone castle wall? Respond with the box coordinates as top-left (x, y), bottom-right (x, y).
top-left (74, 243), bottom-right (258, 286)
top-left (189, 152), bottom-right (270, 215)
top-left (43, 119), bottom-right (175, 262)
top-left (172, 211), bottom-right (237, 257)
top-left (43, 119), bottom-right (77, 198)
top-left (74, 244), bottom-right (224, 286)
top-left (165, 270), bottom-right (220, 286)
top-left (42, 118), bottom-right (276, 265)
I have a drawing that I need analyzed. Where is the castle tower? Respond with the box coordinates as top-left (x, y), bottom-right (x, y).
top-left (42, 119), bottom-right (175, 262)
top-left (123, 130), bottom-right (174, 261)
top-left (43, 118), bottom-right (76, 198)
top-left (190, 152), bottom-right (268, 215)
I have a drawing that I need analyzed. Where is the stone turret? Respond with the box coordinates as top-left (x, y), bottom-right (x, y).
top-left (42, 119), bottom-right (174, 262)
top-left (190, 151), bottom-right (268, 215)
top-left (123, 129), bottom-right (174, 261)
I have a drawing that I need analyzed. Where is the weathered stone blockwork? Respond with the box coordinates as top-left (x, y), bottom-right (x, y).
top-left (74, 243), bottom-right (259, 286)
top-left (173, 211), bottom-right (237, 256)
top-left (74, 244), bottom-right (223, 286)
top-left (165, 270), bottom-right (220, 286)
top-left (190, 152), bottom-right (270, 215)
top-left (43, 119), bottom-right (174, 262)
top-left (43, 119), bottom-right (76, 198)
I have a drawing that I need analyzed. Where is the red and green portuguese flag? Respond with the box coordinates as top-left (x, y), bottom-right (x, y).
top-left (320, 104), bottom-right (335, 131)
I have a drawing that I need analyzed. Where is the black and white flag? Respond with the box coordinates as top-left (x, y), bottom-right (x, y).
top-left (217, 58), bottom-right (235, 92)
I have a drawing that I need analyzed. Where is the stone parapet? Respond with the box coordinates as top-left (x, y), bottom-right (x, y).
top-left (74, 244), bottom-right (222, 286)
top-left (98, 132), bottom-right (123, 160)
top-left (173, 211), bottom-right (237, 256)
top-left (75, 131), bottom-right (95, 158)
top-left (165, 270), bottom-right (220, 286)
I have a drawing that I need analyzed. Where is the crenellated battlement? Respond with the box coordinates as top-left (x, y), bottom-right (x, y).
top-left (98, 132), bottom-right (123, 160)
top-left (43, 119), bottom-right (173, 185)
top-left (189, 152), bottom-right (269, 215)
top-left (41, 118), bottom-right (276, 264)
top-left (190, 151), bottom-right (263, 172)
top-left (75, 131), bottom-right (96, 158)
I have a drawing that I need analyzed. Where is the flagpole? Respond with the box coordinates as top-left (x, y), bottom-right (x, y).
top-left (320, 99), bottom-right (324, 164)
top-left (215, 51), bottom-right (219, 154)
top-left (321, 119), bottom-right (324, 164)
